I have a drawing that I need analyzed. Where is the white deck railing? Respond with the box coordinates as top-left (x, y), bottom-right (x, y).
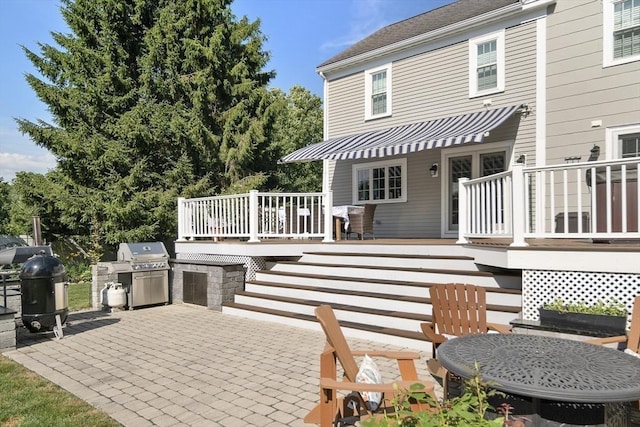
top-left (459, 158), bottom-right (640, 246)
top-left (177, 190), bottom-right (334, 242)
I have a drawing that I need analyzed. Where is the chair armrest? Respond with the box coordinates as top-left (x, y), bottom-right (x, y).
top-left (487, 323), bottom-right (512, 334)
top-left (351, 350), bottom-right (420, 360)
top-left (351, 350), bottom-right (420, 380)
top-left (586, 335), bottom-right (627, 346)
top-left (420, 322), bottom-right (447, 344)
top-left (320, 377), bottom-right (434, 394)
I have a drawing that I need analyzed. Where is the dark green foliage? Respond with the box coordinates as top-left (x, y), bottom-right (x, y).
top-left (16, 0), bottom-right (309, 257)
top-left (269, 85), bottom-right (323, 192)
top-left (0, 180), bottom-right (9, 233)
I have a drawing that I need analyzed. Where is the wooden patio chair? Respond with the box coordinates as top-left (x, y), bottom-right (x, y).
top-left (420, 283), bottom-right (511, 396)
top-left (587, 295), bottom-right (640, 352)
top-left (305, 304), bottom-right (435, 426)
top-left (347, 204), bottom-right (376, 240)
top-left (587, 295), bottom-right (640, 411)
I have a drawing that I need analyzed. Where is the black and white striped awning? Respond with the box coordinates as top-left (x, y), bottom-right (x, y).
top-left (280, 105), bottom-right (522, 163)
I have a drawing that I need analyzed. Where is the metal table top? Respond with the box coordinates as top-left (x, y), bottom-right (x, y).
top-left (438, 333), bottom-right (640, 403)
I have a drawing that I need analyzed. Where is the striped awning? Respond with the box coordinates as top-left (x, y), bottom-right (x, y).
top-left (280, 105), bottom-right (522, 163)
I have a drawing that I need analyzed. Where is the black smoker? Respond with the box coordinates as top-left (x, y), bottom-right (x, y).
top-left (20, 253), bottom-right (69, 333)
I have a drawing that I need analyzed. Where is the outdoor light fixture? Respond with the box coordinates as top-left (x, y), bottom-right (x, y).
top-left (429, 163), bottom-right (439, 178)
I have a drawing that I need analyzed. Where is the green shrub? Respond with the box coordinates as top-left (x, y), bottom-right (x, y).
top-left (543, 298), bottom-right (627, 316)
top-left (361, 364), bottom-right (527, 427)
top-left (62, 259), bottom-right (92, 283)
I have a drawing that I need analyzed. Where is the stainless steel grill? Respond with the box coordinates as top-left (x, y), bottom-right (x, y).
top-left (115, 242), bottom-right (169, 308)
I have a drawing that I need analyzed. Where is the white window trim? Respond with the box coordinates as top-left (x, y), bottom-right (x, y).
top-left (603, 0), bottom-right (640, 67)
top-left (468, 29), bottom-right (505, 98)
top-left (364, 63), bottom-right (392, 121)
top-left (351, 158), bottom-right (407, 204)
top-left (605, 124), bottom-right (640, 159)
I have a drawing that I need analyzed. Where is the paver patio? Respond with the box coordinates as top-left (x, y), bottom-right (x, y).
top-left (5, 305), bottom-right (435, 426)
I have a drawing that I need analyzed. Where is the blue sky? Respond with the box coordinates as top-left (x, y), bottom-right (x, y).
top-left (0, 0), bottom-right (449, 182)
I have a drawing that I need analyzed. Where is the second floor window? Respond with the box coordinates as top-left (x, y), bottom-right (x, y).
top-left (353, 158), bottom-right (406, 203)
top-left (477, 40), bottom-right (498, 91)
top-left (614, 0), bottom-right (640, 59)
top-left (604, 0), bottom-right (640, 66)
top-left (469, 30), bottom-right (505, 97)
top-left (364, 63), bottom-right (392, 120)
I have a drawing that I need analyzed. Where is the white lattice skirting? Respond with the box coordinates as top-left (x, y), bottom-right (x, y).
top-left (523, 270), bottom-right (640, 323)
top-left (175, 254), bottom-right (265, 281)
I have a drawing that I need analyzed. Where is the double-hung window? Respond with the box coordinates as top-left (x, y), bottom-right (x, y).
top-left (606, 125), bottom-right (640, 158)
top-left (364, 63), bottom-right (392, 120)
top-left (604, 0), bottom-right (640, 66)
top-left (353, 158), bottom-right (406, 204)
top-left (469, 30), bottom-right (505, 97)
top-left (621, 133), bottom-right (640, 157)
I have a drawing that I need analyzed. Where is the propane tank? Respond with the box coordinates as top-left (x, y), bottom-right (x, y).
top-left (102, 282), bottom-right (127, 310)
top-left (106, 283), bottom-right (127, 308)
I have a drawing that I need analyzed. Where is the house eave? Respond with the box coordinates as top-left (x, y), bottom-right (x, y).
top-left (316, 1), bottom-right (553, 75)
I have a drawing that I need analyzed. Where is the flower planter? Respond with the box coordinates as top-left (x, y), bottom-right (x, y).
top-left (538, 308), bottom-right (626, 336)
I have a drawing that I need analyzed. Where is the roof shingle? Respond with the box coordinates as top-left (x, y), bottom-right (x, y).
top-left (318, 0), bottom-right (519, 69)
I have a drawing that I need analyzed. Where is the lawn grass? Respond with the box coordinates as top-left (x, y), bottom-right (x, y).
top-left (68, 281), bottom-right (92, 311)
top-left (0, 282), bottom-right (115, 426)
top-left (0, 356), bottom-right (120, 427)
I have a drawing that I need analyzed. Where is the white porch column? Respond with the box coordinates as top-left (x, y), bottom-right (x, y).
top-left (248, 190), bottom-right (260, 243)
top-left (177, 197), bottom-right (187, 241)
top-left (323, 191), bottom-right (334, 242)
top-left (456, 178), bottom-right (469, 244)
top-left (510, 163), bottom-right (528, 247)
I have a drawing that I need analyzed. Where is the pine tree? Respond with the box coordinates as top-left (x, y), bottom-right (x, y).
top-left (16, 0), bottom-right (275, 253)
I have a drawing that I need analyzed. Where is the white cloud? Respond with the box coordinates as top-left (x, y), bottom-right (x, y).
top-left (320, 0), bottom-right (391, 51)
top-left (0, 151), bottom-right (56, 182)
top-left (0, 120), bottom-right (57, 182)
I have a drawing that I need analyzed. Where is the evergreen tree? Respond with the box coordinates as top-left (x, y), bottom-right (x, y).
top-left (16, 0), bottom-right (275, 254)
top-left (269, 85), bottom-right (323, 192)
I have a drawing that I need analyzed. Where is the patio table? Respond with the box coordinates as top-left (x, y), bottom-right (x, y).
top-left (437, 333), bottom-right (640, 426)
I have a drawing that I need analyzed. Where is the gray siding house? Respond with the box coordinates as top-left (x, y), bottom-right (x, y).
top-left (295, 0), bottom-right (546, 238)
top-left (546, 0), bottom-right (640, 165)
top-left (281, 0), bottom-right (640, 240)
top-left (170, 0), bottom-right (640, 351)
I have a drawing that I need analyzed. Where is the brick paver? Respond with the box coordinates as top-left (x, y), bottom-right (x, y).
top-left (6, 305), bottom-right (438, 426)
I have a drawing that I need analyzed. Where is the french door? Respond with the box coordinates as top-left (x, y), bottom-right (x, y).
top-left (446, 151), bottom-right (507, 232)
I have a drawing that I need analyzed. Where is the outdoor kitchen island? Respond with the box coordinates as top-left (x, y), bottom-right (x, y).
top-left (95, 242), bottom-right (170, 310)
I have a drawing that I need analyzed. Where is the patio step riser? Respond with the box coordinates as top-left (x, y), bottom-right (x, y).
top-left (270, 264), bottom-right (520, 289)
top-left (220, 305), bottom-right (433, 353)
top-left (312, 245), bottom-right (465, 257)
top-left (233, 295), bottom-right (424, 330)
top-left (233, 294), bottom-right (518, 330)
top-left (245, 283), bottom-right (429, 313)
top-left (254, 272), bottom-right (431, 297)
top-left (251, 275), bottom-right (522, 306)
top-left (299, 253), bottom-right (477, 270)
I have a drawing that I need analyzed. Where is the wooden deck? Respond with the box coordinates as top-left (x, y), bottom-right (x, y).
top-left (175, 236), bottom-right (640, 274)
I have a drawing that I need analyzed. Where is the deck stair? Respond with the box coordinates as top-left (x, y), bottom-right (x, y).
top-left (222, 250), bottom-right (522, 353)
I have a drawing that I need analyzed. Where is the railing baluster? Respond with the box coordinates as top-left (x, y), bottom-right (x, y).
top-left (622, 164), bottom-right (628, 233)
top-left (549, 171), bottom-right (555, 234)
top-left (562, 169), bottom-right (569, 234)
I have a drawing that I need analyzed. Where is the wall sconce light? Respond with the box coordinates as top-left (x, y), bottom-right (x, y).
top-left (515, 154), bottom-right (526, 164)
top-left (429, 163), bottom-right (439, 178)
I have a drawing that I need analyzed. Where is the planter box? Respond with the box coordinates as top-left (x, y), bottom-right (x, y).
top-left (538, 308), bottom-right (626, 336)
